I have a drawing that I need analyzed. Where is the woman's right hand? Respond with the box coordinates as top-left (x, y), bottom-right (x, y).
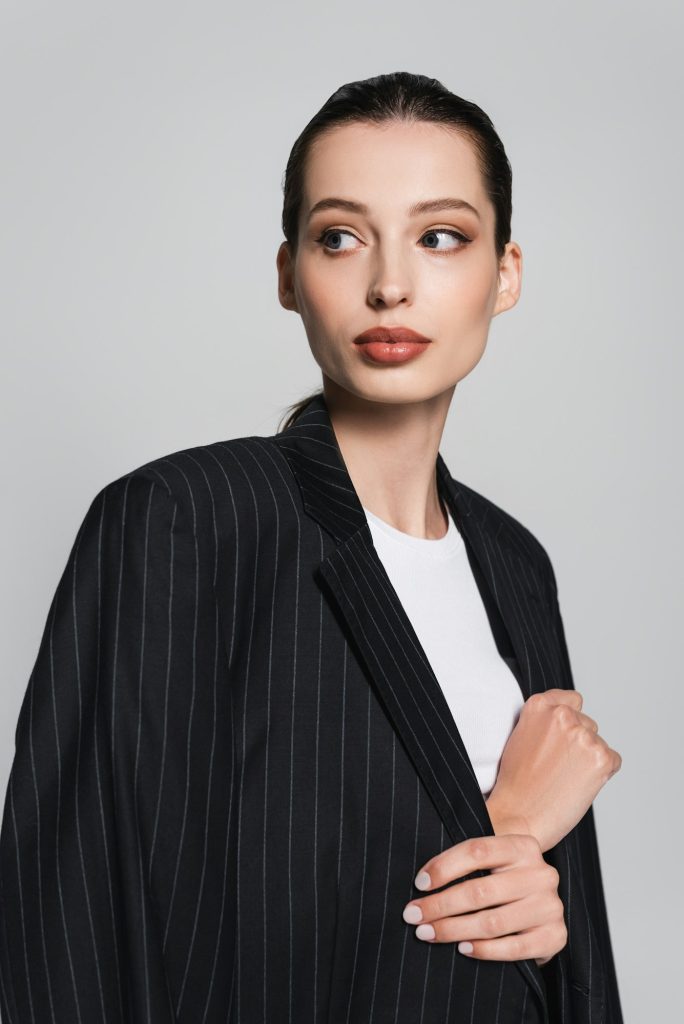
top-left (485, 689), bottom-right (622, 853)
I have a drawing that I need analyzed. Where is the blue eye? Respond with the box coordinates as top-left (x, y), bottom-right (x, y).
top-left (421, 228), bottom-right (471, 250)
top-left (316, 228), bottom-right (358, 251)
top-left (315, 227), bottom-right (471, 253)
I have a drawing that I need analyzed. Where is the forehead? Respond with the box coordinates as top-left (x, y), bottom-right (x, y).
top-left (303, 120), bottom-right (490, 219)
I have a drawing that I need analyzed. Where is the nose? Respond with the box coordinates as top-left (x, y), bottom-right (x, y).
top-left (367, 251), bottom-right (413, 309)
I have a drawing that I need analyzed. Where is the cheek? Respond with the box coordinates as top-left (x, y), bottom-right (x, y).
top-left (296, 258), bottom-right (351, 324)
top-left (437, 257), bottom-right (498, 318)
top-left (292, 263), bottom-right (349, 370)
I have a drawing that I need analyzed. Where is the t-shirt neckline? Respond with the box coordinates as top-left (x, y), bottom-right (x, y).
top-left (362, 504), bottom-right (463, 558)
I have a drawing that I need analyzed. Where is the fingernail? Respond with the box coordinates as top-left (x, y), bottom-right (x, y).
top-left (416, 924), bottom-right (435, 941)
top-left (402, 904), bottom-right (422, 924)
top-left (458, 941), bottom-right (474, 955)
top-left (414, 871), bottom-right (431, 890)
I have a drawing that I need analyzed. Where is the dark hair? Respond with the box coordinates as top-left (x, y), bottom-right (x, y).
top-left (276, 70), bottom-right (513, 434)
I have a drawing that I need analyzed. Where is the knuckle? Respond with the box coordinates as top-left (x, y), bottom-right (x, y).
top-left (469, 839), bottom-right (489, 862)
top-left (553, 704), bottom-right (574, 727)
top-left (594, 747), bottom-right (612, 772)
top-left (551, 897), bottom-right (566, 927)
top-left (430, 894), bottom-right (446, 919)
top-left (546, 864), bottom-right (560, 888)
top-left (472, 881), bottom-right (490, 906)
top-left (550, 897), bottom-right (565, 923)
top-left (483, 911), bottom-right (502, 937)
top-left (511, 934), bottom-right (527, 959)
top-left (578, 725), bottom-right (595, 747)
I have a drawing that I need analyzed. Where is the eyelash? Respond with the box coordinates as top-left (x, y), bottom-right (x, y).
top-left (314, 227), bottom-right (472, 253)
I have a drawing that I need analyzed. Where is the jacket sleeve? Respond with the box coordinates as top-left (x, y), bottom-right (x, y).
top-left (0, 470), bottom-right (231, 1022)
top-left (542, 555), bottom-right (624, 1024)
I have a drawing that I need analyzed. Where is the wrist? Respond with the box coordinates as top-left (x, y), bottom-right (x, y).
top-left (485, 796), bottom-right (533, 841)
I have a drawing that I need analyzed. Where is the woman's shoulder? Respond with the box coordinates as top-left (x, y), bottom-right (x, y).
top-left (91, 430), bottom-right (288, 533)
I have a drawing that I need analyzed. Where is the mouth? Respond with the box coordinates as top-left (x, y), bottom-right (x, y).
top-left (353, 326), bottom-right (431, 345)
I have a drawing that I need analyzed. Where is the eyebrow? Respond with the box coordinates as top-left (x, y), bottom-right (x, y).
top-left (306, 196), bottom-right (481, 221)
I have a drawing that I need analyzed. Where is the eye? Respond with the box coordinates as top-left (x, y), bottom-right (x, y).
top-left (420, 228), bottom-right (471, 251)
top-left (315, 228), bottom-right (360, 252)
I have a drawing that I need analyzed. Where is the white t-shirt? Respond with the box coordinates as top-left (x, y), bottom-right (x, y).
top-left (362, 503), bottom-right (525, 798)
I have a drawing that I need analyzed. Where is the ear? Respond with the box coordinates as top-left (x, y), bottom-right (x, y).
top-left (492, 241), bottom-right (523, 317)
top-left (276, 241), bottom-right (299, 312)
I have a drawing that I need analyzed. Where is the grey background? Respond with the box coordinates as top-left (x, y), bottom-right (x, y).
top-left (1, 1), bottom-right (680, 1018)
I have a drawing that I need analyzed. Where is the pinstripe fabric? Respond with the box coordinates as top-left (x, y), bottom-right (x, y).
top-left (0, 392), bottom-right (621, 1023)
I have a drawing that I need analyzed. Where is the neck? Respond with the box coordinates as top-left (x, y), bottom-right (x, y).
top-left (322, 377), bottom-right (455, 540)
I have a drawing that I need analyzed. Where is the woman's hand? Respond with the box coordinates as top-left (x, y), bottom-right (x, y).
top-left (485, 689), bottom-right (622, 853)
top-left (402, 833), bottom-right (567, 966)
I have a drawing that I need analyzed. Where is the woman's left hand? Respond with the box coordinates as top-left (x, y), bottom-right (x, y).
top-left (402, 833), bottom-right (567, 966)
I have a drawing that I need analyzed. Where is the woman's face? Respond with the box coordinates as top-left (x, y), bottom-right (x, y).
top-left (277, 119), bottom-right (521, 406)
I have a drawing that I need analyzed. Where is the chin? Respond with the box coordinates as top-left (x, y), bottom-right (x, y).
top-left (331, 374), bottom-right (454, 407)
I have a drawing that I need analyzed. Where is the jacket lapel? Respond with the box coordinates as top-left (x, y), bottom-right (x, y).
top-left (439, 464), bottom-right (549, 707)
top-left (274, 393), bottom-right (550, 845)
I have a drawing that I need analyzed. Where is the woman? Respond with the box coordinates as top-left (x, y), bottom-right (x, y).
top-left (0, 72), bottom-right (622, 1023)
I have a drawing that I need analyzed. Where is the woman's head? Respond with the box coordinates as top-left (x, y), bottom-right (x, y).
top-left (276, 72), bottom-right (521, 428)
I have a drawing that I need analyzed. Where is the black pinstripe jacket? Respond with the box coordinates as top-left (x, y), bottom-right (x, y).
top-left (0, 392), bottom-right (622, 1023)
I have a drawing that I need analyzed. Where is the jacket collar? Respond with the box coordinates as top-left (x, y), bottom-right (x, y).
top-left (272, 390), bottom-right (525, 556)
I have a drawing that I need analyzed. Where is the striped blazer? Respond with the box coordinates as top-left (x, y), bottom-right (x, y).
top-left (0, 392), bottom-right (622, 1023)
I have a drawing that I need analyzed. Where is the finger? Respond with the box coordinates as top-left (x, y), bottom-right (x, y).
top-left (528, 688), bottom-right (583, 711)
top-left (454, 922), bottom-right (566, 962)
top-left (404, 866), bottom-right (542, 924)
top-left (415, 833), bottom-right (540, 892)
top-left (415, 892), bottom-right (556, 945)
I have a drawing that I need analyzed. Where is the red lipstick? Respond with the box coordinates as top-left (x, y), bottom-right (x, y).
top-left (353, 326), bottom-right (431, 365)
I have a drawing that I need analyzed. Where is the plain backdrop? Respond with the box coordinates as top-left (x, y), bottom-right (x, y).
top-left (1, 1), bottom-right (681, 1018)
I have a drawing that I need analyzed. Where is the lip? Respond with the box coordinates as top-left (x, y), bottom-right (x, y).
top-left (353, 326), bottom-right (431, 345)
top-left (352, 325), bottom-right (432, 365)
